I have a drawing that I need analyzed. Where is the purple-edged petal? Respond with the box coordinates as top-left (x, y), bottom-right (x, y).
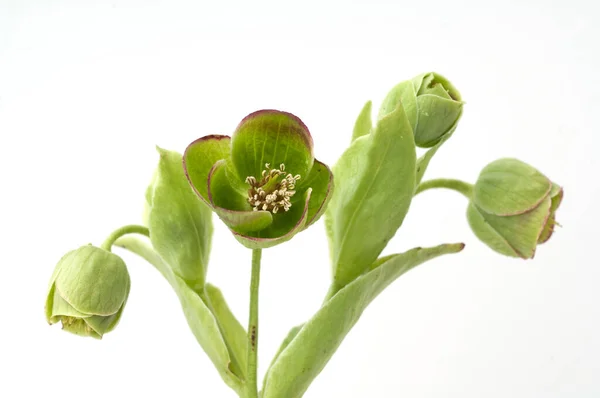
top-left (233, 188), bottom-right (312, 250)
top-left (473, 158), bottom-right (551, 216)
top-left (296, 159), bottom-right (334, 227)
top-left (230, 110), bottom-right (314, 184)
top-left (184, 135), bottom-right (232, 204)
top-left (538, 184), bottom-right (564, 244)
top-left (478, 196), bottom-right (552, 259)
top-left (208, 160), bottom-right (273, 233)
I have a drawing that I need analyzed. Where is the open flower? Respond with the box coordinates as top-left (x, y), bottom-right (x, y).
top-left (183, 110), bottom-right (333, 249)
top-left (467, 158), bottom-right (563, 259)
top-left (45, 245), bottom-right (131, 339)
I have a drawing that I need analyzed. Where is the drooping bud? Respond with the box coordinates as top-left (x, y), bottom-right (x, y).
top-left (467, 158), bottom-right (563, 259)
top-left (45, 245), bottom-right (130, 338)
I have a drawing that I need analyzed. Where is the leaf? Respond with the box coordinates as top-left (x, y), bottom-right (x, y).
top-left (262, 243), bottom-right (465, 398)
top-left (351, 101), bottom-right (373, 142)
top-left (261, 323), bottom-right (304, 394)
top-left (146, 148), bottom-right (213, 291)
top-left (113, 237), bottom-right (243, 393)
top-left (325, 103), bottom-right (416, 288)
top-left (204, 283), bottom-right (248, 381)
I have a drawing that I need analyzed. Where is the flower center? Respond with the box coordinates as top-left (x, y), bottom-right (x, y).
top-left (245, 163), bottom-right (301, 213)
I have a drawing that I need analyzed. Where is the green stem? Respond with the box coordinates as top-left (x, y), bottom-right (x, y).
top-left (101, 225), bottom-right (150, 252)
top-left (245, 249), bottom-right (262, 398)
top-left (414, 178), bottom-right (473, 198)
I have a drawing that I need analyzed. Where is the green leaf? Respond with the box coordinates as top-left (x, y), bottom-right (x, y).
top-left (377, 80), bottom-right (418, 129)
top-left (113, 237), bottom-right (243, 393)
top-left (146, 148), bottom-right (213, 290)
top-left (325, 103), bottom-right (416, 288)
top-left (473, 158), bottom-right (551, 216)
top-left (204, 283), bottom-right (248, 381)
top-left (351, 101), bottom-right (373, 142)
top-left (262, 324), bottom-right (304, 394)
top-left (230, 110), bottom-right (314, 183)
top-left (262, 244), bottom-right (465, 398)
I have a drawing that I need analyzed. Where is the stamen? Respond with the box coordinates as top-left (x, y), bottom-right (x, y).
top-left (245, 163), bottom-right (301, 214)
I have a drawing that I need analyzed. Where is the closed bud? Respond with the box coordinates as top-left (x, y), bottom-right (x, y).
top-left (467, 158), bottom-right (563, 259)
top-left (379, 72), bottom-right (463, 148)
top-left (45, 245), bottom-right (130, 339)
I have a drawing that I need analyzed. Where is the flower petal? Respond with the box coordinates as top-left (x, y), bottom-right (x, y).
top-left (230, 110), bottom-right (314, 183)
top-left (467, 203), bottom-right (519, 258)
top-left (538, 184), bottom-right (563, 244)
top-left (208, 160), bottom-right (273, 233)
top-left (55, 246), bottom-right (130, 316)
top-left (233, 188), bottom-right (312, 249)
top-left (184, 135), bottom-right (232, 204)
top-left (296, 159), bottom-right (334, 227)
top-left (473, 158), bottom-right (552, 216)
top-left (478, 196), bottom-right (552, 259)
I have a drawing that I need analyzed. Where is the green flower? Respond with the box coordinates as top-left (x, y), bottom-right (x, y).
top-left (183, 110), bottom-right (333, 249)
top-left (467, 158), bottom-right (563, 259)
top-left (45, 245), bottom-right (131, 339)
top-left (378, 72), bottom-right (463, 148)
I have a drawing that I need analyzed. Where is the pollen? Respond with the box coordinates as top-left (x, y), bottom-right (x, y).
top-left (245, 163), bottom-right (301, 213)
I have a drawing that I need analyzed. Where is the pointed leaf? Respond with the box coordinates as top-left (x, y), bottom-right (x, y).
top-left (351, 101), bottom-right (373, 142)
top-left (147, 148), bottom-right (213, 289)
top-left (113, 237), bottom-right (243, 393)
top-left (326, 103), bottom-right (416, 288)
top-left (205, 283), bottom-right (248, 380)
top-left (262, 244), bottom-right (465, 398)
top-left (377, 80), bottom-right (418, 129)
top-left (262, 324), bottom-right (304, 394)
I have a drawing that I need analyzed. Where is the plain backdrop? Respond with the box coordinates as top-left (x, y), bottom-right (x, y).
top-left (1, 0), bottom-right (598, 397)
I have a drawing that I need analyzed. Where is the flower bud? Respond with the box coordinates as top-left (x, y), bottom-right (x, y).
top-left (467, 158), bottom-right (563, 259)
top-left (378, 72), bottom-right (463, 148)
top-left (45, 245), bottom-right (131, 339)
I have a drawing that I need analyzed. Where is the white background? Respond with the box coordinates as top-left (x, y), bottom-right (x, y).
top-left (1, 0), bottom-right (599, 397)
